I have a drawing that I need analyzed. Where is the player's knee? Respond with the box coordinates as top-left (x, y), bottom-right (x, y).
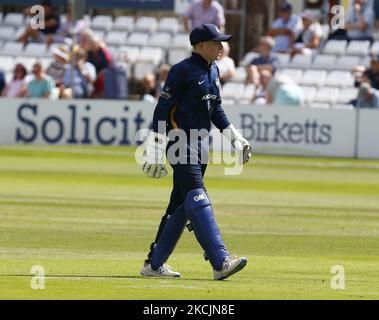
top-left (184, 188), bottom-right (210, 217)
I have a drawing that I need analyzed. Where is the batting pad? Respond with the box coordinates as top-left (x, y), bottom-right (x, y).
top-left (184, 188), bottom-right (229, 271)
top-left (150, 205), bottom-right (187, 270)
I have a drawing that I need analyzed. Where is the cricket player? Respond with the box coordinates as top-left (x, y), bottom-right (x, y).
top-left (140, 24), bottom-right (252, 280)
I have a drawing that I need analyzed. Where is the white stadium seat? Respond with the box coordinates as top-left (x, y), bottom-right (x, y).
top-left (229, 66), bottom-right (247, 83)
top-left (2, 13), bottom-right (24, 27)
top-left (312, 54), bottom-right (338, 70)
top-left (158, 17), bottom-right (180, 33)
top-left (221, 82), bottom-right (245, 100)
top-left (336, 56), bottom-right (362, 70)
top-left (171, 33), bottom-right (191, 49)
top-left (346, 40), bottom-right (371, 56)
top-left (105, 30), bottom-right (128, 46)
top-left (300, 86), bottom-right (317, 103)
top-left (332, 104), bottom-right (355, 110)
top-left (24, 43), bottom-right (47, 56)
top-left (1, 41), bottom-right (24, 55)
top-left (325, 71), bottom-right (354, 87)
top-left (137, 47), bottom-right (164, 66)
top-left (277, 68), bottom-right (303, 83)
top-left (168, 48), bottom-right (190, 65)
top-left (0, 26), bottom-right (16, 41)
top-left (323, 40), bottom-right (347, 55)
top-left (337, 87), bottom-right (359, 104)
top-left (361, 56), bottom-right (371, 68)
top-left (314, 87), bottom-right (340, 104)
top-left (274, 53), bottom-right (291, 67)
top-left (116, 46), bottom-right (140, 64)
top-left (14, 56), bottom-right (37, 72)
top-left (92, 30), bottom-right (106, 41)
top-left (126, 32), bottom-right (150, 47)
top-left (289, 54), bottom-right (313, 68)
top-left (113, 16), bottom-right (134, 31)
top-left (370, 41), bottom-right (379, 55)
top-left (308, 102), bottom-right (331, 109)
top-left (0, 55), bottom-right (14, 72)
top-left (133, 62), bottom-right (155, 81)
top-left (134, 16), bottom-right (158, 33)
top-left (91, 15), bottom-right (113, 31)
top-left (243, 84), bottom-right (256, 101)
top-left (300, 70), bottom-right (327, 87)
top-left (149, 32), bottom-right (172, 48)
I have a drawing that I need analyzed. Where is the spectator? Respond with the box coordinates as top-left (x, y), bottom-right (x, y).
top-left (27, 62), bottom-right (55, 98)
top-left (183, 0), bottom-right (225, 33)
top-left (0, 70), bottom-right (5, 94)
top-left (45, 3), bottom-right (86, 47)
top-left (292, 11), bottom-right (323, 56)
top-left (356, 82), bottom-right (379, 108)
top-left (267, 75), bottom-right (304, 106)
top-left (46, 45), bottom-right (70, 85)
top-left (79, 28), bottom-right (113, 97)
top-left (215, 42), bottom-right (236, 84)
top-left (267, 2), bottom-right (303, 53)
top-left (361, 57), bottom-right (379, 89)
top-left (156, 64), bottom-right (170, 97)
top-left (18, 0), bottom-right (60, 45)
top-left (61, 47), bottom-right (96, 99)
top-left (252, 69), bottom-right (272, 105)
top-left (346, 0), bottom-right (375, 41)
top-left (2, 64), bottom-right (28, 97)
top-left (141, 73), bottom-right (158, 103)
top-left (246, 36), bottom-right (279, 85)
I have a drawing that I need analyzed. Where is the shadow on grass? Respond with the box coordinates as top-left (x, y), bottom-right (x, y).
top-left (0, 274), bottom-right (217, 282)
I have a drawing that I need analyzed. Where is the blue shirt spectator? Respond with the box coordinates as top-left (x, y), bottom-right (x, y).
top-left (346, 0), bottom-right (375, 41)
top-left (267, 2), bottom-right (303, 53)
top-left (27, 62), bottom-right (55, 98)
top-left (356, 82), bottom-right (379, 108)
top-left (268, 75), bottom-right (304, 106)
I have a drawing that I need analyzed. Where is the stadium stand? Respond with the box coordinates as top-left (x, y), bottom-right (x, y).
top-left (0, 6), bottom-right (377, 107)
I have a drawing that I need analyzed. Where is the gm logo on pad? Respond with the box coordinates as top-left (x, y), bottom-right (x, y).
top-left (194, 194), bottom-right (205, 202)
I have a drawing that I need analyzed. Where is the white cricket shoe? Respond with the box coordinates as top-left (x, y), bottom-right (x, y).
top-left (140, 263), bottom-right (181, 278)
top-left (214, 256), bottom-right (248, 280)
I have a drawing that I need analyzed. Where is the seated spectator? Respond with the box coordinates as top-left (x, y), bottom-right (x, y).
top-left (267, 75), bottom-right (304, 106)
top-left (361, 57), bottom-right (379, 89)
top-left (46, 45), bottom-right (70, 85)
top-left (45, 3), bottom-right (86, 47)
top-left (2, 64), bottom-right (28, 97)
top-left (0, 70), bottom-right (5, 94)
top-left (292, 11), bottom-right (323, 56)
top-left (252, 69), bottom-right (272, 105)
top-left (356, 82), bottom-right (379, 108)
top-left (246, 36), bottom-right (278, 85)
top-left (183, 0), bottom-right (225, 33)
top-left (215, 42), bottom-right (236, 84)
top-left (27, 62), bottom-right (55, 98)
top-left (346, 0), bottom-right (375, 41)
top-left (18, 0), bottom-right (60, 45)
top-left (141, 74), bottom-right (158, 103)
top-left (61, 47), bottom-right (96, 99)
top-left (156, 64), bottom-right (170, 97)
top-left (267, 2), bottom-right (303, 53)
top-left (79, 28), bottom-right (113, 98)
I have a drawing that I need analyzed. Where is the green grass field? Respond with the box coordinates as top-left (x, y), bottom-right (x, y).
top-left (0, 145), bottom-right (378, 300)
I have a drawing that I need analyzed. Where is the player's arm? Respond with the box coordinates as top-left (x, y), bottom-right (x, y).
top-left (143, 65), bottom-right (185, 178)
top-left (212, 68), bottom-right (252, 165)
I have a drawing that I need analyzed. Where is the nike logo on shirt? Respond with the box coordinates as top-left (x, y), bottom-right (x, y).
top-left (198, 80), bottom-right (206, 85)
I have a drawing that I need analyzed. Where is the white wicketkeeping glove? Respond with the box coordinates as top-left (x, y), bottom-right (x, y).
top-left (142, 131), bottom-right (168, 179)
top-left (223, 124), bottom-right (253, 164)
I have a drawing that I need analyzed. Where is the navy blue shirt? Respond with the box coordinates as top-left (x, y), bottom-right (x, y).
top-left (250, 54), bottom-right (279, 73)
top-left (152, 52), bottom-right (230, 134)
